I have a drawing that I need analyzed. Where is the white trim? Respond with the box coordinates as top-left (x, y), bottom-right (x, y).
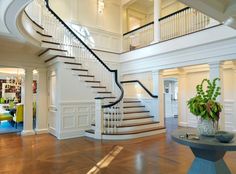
top-left (21, 130), bottom-right (35, 136)
top-left (58, 130), bottom-right (85, 140)
top-left (5, 0), bottom-right (32, 41)
top-left (35, 129), bottom-right (49, 134)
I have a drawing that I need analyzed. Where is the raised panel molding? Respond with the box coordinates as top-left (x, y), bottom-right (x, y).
top-left (224, 100), bottom-right (235, 131)
top-left (59, 101), bottom-right (95, 139)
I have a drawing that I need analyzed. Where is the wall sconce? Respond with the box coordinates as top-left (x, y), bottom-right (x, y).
top-left (98, 0), bottom-right (105, 14)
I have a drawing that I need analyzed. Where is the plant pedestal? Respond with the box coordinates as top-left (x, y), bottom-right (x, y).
top-left (188, 148), bottom-right (230, 174)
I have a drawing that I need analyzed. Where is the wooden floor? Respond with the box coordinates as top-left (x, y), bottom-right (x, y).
top-left (0, 118), bottom-right (236, 174)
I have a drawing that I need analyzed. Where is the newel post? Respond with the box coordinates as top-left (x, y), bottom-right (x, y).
top-left (95, 99), bottom-right (104, 139)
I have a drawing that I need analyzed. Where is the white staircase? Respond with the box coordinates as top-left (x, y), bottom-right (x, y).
top-left (85, 98), bottom-right (165, 140)
top-left (21, 0), bottom-right (166, 140)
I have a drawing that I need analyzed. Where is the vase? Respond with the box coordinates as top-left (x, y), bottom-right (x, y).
top-left (197, 119), bottom-right (218, 136)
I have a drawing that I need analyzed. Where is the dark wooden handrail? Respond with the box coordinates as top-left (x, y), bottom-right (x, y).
top-left (123, 21), bottom-right (154, 36)
top-left (45, 0), bottom-right (124, 108)
top-left (123, 7), bottom-right (190, 36)
top-left (159, 7), bottom-right (190, 21)
top-left (121, 80), bottom-right (158, 98)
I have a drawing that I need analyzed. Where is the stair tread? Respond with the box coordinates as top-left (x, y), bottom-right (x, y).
top-left (124, 100), bottom-right (141, 103)
top-left (92, 121), bottom-right (160, 128)
top-left (79, 75), bottom-right (94, 77)
top-left (91, 86), bottom-right (106, 88)
top-left (85, 80), bottom-right (100, 83)
top-left (45, 55), bottom-right (75, 63)
top-left (105, 116), bottom-right (154, 121)
top-left (117, 121), bottom-right (160, 128)
top-left (36, 31), bottom-right (52, 37)
top-left (72, 68), bottom-right (88, 71)
top-left (42, 40), bottom-right (60, 45)
top-left (64, 62), bottom-right (82, 65)
top-left (95, 97), bottom-right (116, 99)
top-left (124, 106), bottom-right (145, 108)
top-left (85, 129), bottom-right (95, 134)
top-left (124, 111), bottom-right (149, 114)
top-left (103, 126), bottom-right (165, 135)
top-left (39, 48), bottom-right (67, 57)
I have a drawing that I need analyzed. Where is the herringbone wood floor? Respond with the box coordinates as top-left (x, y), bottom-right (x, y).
top-left (0, 118), bottom-right (236, 174)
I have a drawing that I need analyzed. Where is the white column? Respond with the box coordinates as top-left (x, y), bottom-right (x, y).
top-left (154, 0), bottom-right (161, 43)
top-left (152, 70), bottom-right (159, 121)
top-left (21, 68), bottom-right (35, 136)
top-left (94, 99), bottom-right (104, 139)
top-left (209, 62), bottom-right (224, 130)
top-left (35, 69), bottom-right (48, 134)
top-left (20, 76), bottom-right (25, 104)
top-left (158, 71), bottom-right (165, 127)
top-left (233, 63), bottom-right (236, 132)
top-left (178, 69), bottom-right (188, 127)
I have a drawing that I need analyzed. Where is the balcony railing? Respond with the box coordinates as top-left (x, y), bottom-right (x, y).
top-left (123, 7), bottom-right (220, 52)
top-left (123, 22), bottom-right (154, 52)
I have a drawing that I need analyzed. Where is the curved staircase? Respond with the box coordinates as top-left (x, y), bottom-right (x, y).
top-left (19, 0), bottom-right (166, 140)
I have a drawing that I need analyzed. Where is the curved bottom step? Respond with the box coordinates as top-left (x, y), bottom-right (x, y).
top-left (85, 127), bottom-right (166, 140)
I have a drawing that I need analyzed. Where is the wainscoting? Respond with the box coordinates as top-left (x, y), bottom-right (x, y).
top-left (224, 100), bottom-right (235, 132)
top-left (58, 101), bottom-right (95, 139)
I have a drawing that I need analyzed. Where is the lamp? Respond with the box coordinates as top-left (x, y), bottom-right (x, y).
top-left (98, 0), bottom-right (104, 14)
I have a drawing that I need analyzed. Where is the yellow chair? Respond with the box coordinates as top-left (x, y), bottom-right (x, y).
top-left (13, 104), bottom-right (24, 129)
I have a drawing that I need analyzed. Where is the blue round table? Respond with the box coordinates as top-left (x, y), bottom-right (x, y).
top-left (171, 128), bottom-right (236, 174)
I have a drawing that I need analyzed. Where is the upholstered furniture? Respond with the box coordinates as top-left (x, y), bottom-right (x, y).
top-left (0, 112), bottom-right (13, 123)
top-left (13, 104), bottom-right (24, 129)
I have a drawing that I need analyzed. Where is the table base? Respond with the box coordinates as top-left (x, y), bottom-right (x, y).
top-left (188, 148), bottom-right (231, 174)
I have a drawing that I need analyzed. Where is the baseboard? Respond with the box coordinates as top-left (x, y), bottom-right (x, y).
top-left (58, 130), bottom-right (85, 139)
top-left (35, 129), bottom-right (48, 134)
top-left (21, 130), bottom-right (35, 136)
top-left (179, 122), bottom-right (188, 127)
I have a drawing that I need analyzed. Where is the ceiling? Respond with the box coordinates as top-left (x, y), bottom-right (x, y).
top-left (178, 0), bottom-right (236, 29)
top-left (128, 0), bottom-right (154, 14)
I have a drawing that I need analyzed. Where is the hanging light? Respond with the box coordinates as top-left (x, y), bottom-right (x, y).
top-left (98, 0), bottom-right (105, 14)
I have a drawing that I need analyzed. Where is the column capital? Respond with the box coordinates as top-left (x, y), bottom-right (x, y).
top-left (24, 67), bottom-right (34, 72)
top-left (152, 70), bottom-right (160, 75)
top-left (208, 61), bottom-right (223, 68)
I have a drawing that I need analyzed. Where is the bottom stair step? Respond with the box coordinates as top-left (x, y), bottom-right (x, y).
top-left (103, 127), bottom-right (165, 135)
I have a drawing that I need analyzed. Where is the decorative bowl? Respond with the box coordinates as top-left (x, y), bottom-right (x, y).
top-left (215, 131), bottom-right (235, 143)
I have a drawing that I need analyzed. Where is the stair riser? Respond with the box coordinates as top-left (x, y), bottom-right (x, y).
top-left (123, 107), bottom-right (146, 112)
top-left (40, 50), bottom-right (67, 60)
top-left (101, 129), bottom-right (166, 140)
top-left (85, 82), bottom-right (101, 86)
top-left (46, 57), bottom-right (75, 66)
top-left (78, 76), bottom-right (95, 81)
top-left (64, 64), bottom-right (82, 69)
top-left (123, 103), bottom-right (143, 107)
top-left (91, 88), bottom-right (107, 92)
top-left (105, 123), bottom-right (159, 133)
top-left (96, 93), bottom-right (112, 97)
top-left (124, 112), bottom-right (149, 117)
top-left (36, 33), bottom-right (53, 42)
top-left (72, 71), bottom-right (88, 76)
top-left (122, 117), bottom-right (154, 125)
top-left (41, 42), bottom-right (61, 49)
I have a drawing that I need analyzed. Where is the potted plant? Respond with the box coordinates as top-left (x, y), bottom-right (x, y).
top-left (187, 78), bottom-right (223, 136)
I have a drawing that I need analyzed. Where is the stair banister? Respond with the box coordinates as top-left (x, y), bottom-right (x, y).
top-left (44, 0), bottom-right (124, 108)
top-left (121, 80), bottom-right (158, 98)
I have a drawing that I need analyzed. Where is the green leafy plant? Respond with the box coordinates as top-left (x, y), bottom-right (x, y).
top-left (187, 78), bottom-right (223, 122)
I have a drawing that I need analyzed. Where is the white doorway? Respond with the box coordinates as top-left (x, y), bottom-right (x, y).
top-left (163, 78), bottom-right (178, 130)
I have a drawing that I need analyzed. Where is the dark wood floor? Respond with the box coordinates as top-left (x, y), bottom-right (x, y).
top-left (0, 118), bottom-right (236, 174)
